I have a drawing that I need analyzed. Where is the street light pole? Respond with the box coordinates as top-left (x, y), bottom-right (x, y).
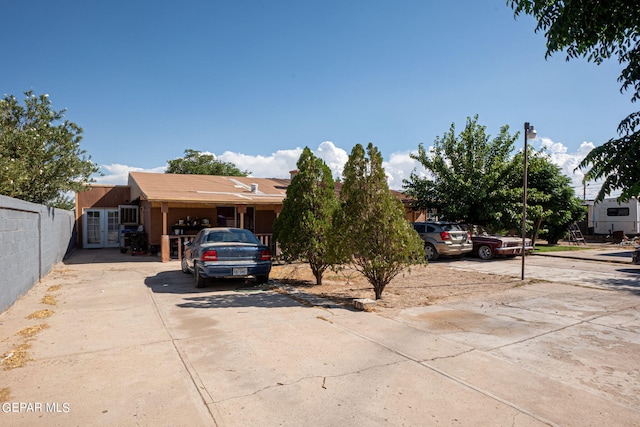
top-left (522, 122), bottom-right (536, 280)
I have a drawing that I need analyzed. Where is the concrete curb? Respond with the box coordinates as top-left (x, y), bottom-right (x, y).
top-left (532, 247), bottom-right (637, 265)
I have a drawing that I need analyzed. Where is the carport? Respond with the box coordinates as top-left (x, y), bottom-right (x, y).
top-left (126, 172), bottom-right (291, 261)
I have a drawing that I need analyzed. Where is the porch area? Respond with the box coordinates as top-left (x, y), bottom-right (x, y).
top-left (160, 233), bottom-right (277, 262)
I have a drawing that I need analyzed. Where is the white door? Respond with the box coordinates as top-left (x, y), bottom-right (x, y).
top-left (84, 209), bottom-right (120, 248)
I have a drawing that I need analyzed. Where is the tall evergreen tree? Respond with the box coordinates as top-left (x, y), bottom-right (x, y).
top-left (332, 143), bottom-right (424, 300)
top-left (273, 147), bottom-right (337, 286)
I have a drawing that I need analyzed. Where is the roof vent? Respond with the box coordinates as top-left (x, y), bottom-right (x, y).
top-left (251, 184), bottom-right (258, 193)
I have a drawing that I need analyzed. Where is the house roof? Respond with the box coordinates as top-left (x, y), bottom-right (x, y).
top-left (128, 172), bottom-right (290, 205)
top-left (127, 171), bottom-right (412, 206)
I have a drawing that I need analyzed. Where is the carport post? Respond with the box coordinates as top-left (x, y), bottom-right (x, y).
top-left (161, 235), bottom-right (170, 262)
top-left (237, 204), bottom-right (246, 229)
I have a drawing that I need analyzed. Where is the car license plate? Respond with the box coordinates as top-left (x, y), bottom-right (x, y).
top-left (233, 267), bottom-right (248, 276)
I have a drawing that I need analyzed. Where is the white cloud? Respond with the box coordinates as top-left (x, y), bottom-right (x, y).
top-left (315, 141), bottom-right (349, 180)
top-left (537, 136), bottom-right (585, 190)
top-left (95, 142), bottom-right (421, 190)
top-left (94, 139), bottom-right (617, 199)
top-left (218, 148), bottom-right (303, 179)
top-left (217, 141), bottom-right (350, 182)
top-left (383, 151), bottom-right (427, 190)
top-left (532, 137), bottom-right (614, 200)
top-left (578, 141), bottom-right (597, 156)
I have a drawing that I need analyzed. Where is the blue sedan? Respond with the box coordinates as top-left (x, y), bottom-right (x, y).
top-left (181, 228), bottom-right (272, 288)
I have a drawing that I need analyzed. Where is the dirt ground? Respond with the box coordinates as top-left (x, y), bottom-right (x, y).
top-left (270, 261), bottom-right (521, 318)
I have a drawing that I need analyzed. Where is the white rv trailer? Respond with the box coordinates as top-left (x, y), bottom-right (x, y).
top-left (591, 198), bottom-right (640, 235)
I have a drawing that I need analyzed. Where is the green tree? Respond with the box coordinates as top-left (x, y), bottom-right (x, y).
top-left (509, 0), bottom-right (640, 202)
top-left (0, 91), bottom-right (99, 209)
top-left (332, 143), bottom-right (425, 300)
top-left (273, 147), bottom-right (338, 286)
top-left (403, 115), bottom-right (520, 229)
top-left (507, 148), bottom-right (586, 244)
top-left (166, 149), bottom-right (249, 176)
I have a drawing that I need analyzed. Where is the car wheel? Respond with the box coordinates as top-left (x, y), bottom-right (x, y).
top-left (194, 265), bottom-right (206, 288)
top-left (477, 245), bottom-right (494, 260)
top-left (181, 256), bottom-right (190, 274)
top-left (424, 243), bottom-right (439, 261)
top-left (256, 274), bottom-right (269, 284)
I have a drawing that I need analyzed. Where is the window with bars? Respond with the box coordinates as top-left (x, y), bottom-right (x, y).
top-left (119, 205), bottom-right (139, 224)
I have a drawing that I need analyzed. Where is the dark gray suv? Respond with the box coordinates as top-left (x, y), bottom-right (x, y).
top-left (411, 222), bottom-right (473, 261)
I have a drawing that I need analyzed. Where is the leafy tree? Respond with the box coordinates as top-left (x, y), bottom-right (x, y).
top-left (0, 91), bottom-right (99, 209)
top-left (273, 147), bottom-right (338, 286)
top-left (507, 148), bottom-right (586, 244)
top-left (405, 115), bottom-right (584, 240)
top-left (578, 123), bottom-right (640, 202)
top-left (166, 149), bottom-right (249, 176)
top-left (403, 115), bottom-right (520, 229)
top-left (332, 143), bottom-right (425, 300)
top-left (509, 0), bottom-right (640, 202)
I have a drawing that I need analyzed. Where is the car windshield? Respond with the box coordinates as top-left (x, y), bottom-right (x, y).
top-left (205, 229), bottom-right (260, 244)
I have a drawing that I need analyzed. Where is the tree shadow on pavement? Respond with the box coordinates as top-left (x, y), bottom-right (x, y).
top-left (617, 268), bottom-right (640, 274)
top-left (591, 270), bottom-right (640, 296)
top-left (601, 251), bottom-right (634, 258)
top-left (145, 271), bottom-right (306, 309)
top-left (65, 248), bottom-right (162, 265)
top-left (176, 291), bottom-right (304, 309)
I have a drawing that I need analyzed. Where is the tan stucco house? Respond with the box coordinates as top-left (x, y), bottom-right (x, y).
top-left (75, 171), bottom-right (426, 261)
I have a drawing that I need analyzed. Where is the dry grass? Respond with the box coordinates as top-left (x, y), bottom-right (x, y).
top-left (271, 264), bottom-right (370, 288)
top-left (1, 291), bottom-right (59, 373)
top-left (271, 262), bottom-right (520, 317)
top-left (2, 343), bottom-right (32, 370)
top-left (0, 388), bottom-right (12, 403)
top-left (26, 309), bottom-right (54, 319)
top-left (17, 324), bottom-right (49, 338)
top-left (41, 295), bottom-right (57, 306)
top-left (47, 285), bottom-right (62, 292)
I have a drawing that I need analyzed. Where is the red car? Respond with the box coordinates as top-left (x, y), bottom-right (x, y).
top-left (471, 235), bottom-right (533, 260)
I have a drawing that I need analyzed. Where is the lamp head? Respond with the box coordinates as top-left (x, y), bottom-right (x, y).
top-left (526, 125), bottom-right (537, 140)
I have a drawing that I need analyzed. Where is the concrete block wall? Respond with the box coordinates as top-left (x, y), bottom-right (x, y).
top-left (0, 195), bottom-right (75, 313)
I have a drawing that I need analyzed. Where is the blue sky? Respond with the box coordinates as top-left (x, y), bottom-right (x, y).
top-left (2, 1), bottom-right (631, 198)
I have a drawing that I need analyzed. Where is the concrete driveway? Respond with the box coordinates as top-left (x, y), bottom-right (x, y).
top-left (448, 247), bottom-right (640, 291)
top-left (1, 249), bottom-right (639, 426)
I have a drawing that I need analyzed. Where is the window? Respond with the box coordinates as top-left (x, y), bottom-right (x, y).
top-left (607, 207), bottom-right (629, 217)
top-left (119, 205), bottom-right (138, 224)
top-left (413, 224), bottom-right (425, 233)
top-left (205, 229), bottom-right (260, 244)
top-left (442, 223), bottom-right (463, 231)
